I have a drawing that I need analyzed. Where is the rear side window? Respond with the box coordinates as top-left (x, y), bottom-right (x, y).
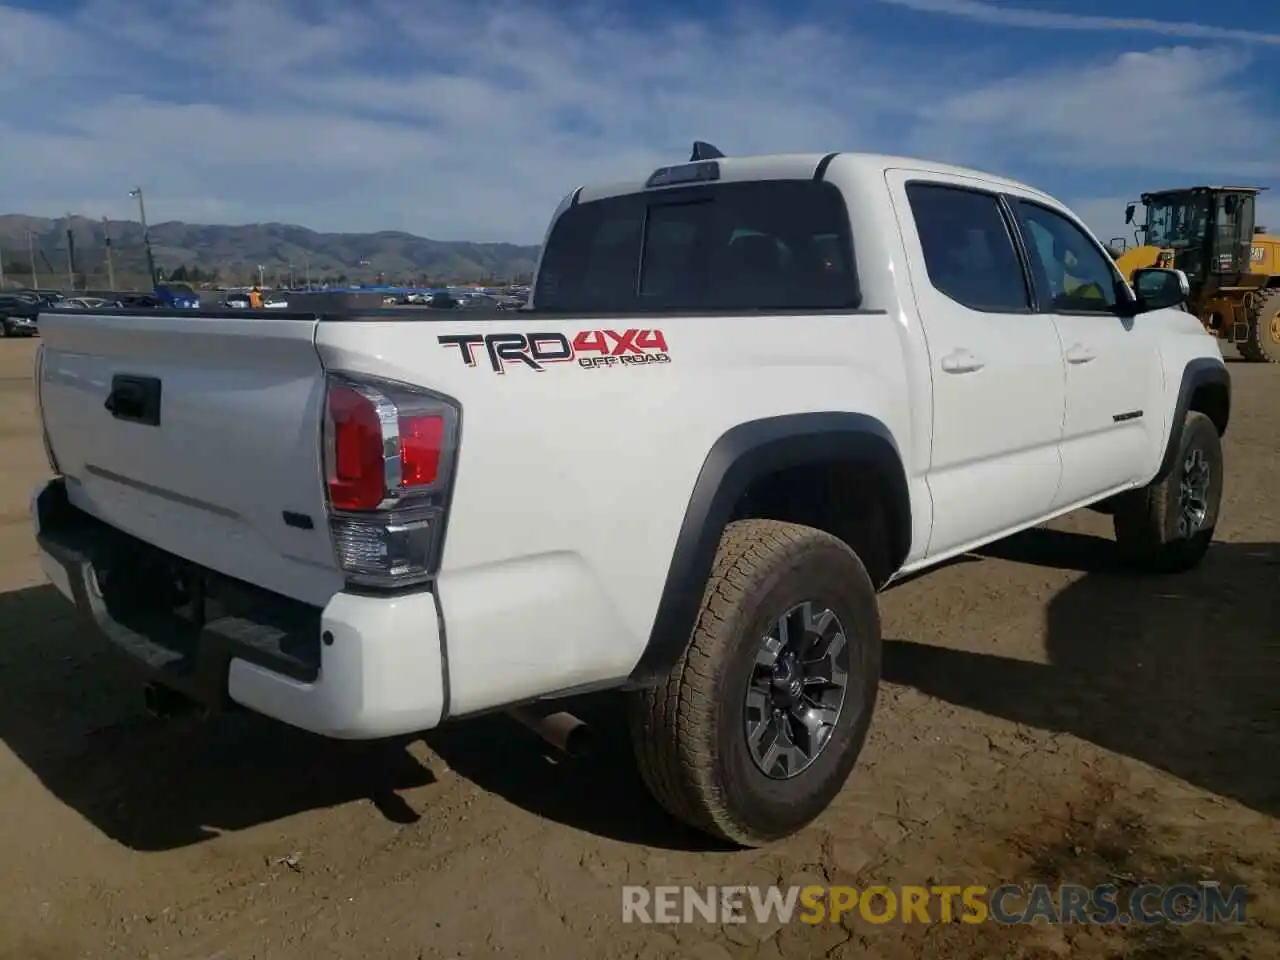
top-left (906, 183), bottom-right (1030, 313)
top-left (535, 180), bottom-right (860, 312)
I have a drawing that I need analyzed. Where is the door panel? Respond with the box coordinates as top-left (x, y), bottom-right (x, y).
top-left (887, 171), bottom-right (1066, 558)
top-left (1052, 312), bottom-right (1161, 505)
top-left (1007, 198), bottom-right (1162, 507)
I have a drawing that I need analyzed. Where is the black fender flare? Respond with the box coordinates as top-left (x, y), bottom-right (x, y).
top-left (1153, 358), bottom-right (1230, 482)
top-left (624, 412), bottom-right (911, 688)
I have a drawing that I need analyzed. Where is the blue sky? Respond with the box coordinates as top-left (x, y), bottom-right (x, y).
top-left (1, 0), bottom-right (1277, 243)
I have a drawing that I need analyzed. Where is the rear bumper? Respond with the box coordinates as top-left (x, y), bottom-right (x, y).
top-left (31, 478), bottom-right (445, 739)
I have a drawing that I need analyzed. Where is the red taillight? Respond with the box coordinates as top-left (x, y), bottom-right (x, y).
top-left (322, 374), bottom-right (458, 587)
top-left (324, 379), bottom-right (454, 512)
top-left (327, 385), bottom-right (386, 511)
top-left (399, 414), bottom-right (444, 487)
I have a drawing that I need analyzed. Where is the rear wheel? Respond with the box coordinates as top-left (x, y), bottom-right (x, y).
top-left (1113, 411), bottom-right (1223, 573)
top-left (628, 519), bottom-right (882, 846)
top-left (1238, 289), bottom-right (1280, 363)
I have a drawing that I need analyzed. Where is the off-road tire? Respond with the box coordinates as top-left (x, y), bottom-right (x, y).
top-left (1238, 289), bottom-right (1280, 363)
top-left (628, 519), bottom-right (882, 847)
top-left (1113, 411), bottom-right (1223, 573)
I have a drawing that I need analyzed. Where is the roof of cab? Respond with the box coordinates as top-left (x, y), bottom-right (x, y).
top-left (572, 150), bottom-right (1054, 206)
top-left (1140, 185), bottom-right (1269, 199)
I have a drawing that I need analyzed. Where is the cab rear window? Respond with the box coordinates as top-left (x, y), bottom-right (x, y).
top-left (534, 180), bottom-right (860, 312)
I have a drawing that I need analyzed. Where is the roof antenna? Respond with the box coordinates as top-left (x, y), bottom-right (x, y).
top-left (690, 141), bottom-right (725, 162)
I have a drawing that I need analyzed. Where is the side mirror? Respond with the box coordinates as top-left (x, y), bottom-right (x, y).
top-left (1124, 267), bottom-right (1189, 315)
top-left (1109, 236), bottom-right (1127, 253)
top-left (1124, 203), bottom-right (1136, 225)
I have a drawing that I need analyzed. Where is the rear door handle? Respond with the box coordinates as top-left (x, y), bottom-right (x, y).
top-left (1065, 344), bottom-right (1096, 365)
top-left (940, 349), bottom-right (985, 374)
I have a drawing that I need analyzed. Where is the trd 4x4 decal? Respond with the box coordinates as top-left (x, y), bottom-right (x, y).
top-left (438, 329), bottom-right (670, 373)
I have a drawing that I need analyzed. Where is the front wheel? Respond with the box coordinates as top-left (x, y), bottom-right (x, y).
top-left (1113, 411), bottom-right (1223, 573)
top-left (1238, 289), bottom-right (1280, 363)
top-left (628, 519), bottom-right (882, 846)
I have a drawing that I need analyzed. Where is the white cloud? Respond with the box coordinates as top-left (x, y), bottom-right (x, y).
top-left (878, 0), bottom-right (1280, 45)
top-left (908, 46), bottom-right (1277, 179)
top-left (0, 0), bottom-right (1276, 243)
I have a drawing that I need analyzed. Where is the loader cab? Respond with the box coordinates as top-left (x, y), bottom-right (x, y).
top-left (1126, 186), bottom-right (1265, 290)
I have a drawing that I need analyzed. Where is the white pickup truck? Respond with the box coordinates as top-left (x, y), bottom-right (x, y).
top-left (31, 145), bottom-right (1229, 847)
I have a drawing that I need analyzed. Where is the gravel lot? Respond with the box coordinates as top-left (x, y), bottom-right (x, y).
top-left (0, 337), bottom-right (1276, 959)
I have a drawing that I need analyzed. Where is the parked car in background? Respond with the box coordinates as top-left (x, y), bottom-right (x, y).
top-left (50, 297), bottom-right (113, 310)
top-left (427, 292), bottom-right (462, 309)
top-left (0, 293), bottom-right (41, 336)
top-left (114, 294), bottom-right (161, 309)
top-left (154, 283), bottom-right (201, 309)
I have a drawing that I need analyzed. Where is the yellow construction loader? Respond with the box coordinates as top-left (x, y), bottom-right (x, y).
top-left (1110, 186), bottom-right (1280, 362)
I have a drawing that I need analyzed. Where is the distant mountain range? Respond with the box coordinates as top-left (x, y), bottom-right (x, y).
top-left (0, 214), bottom-right (541, 288)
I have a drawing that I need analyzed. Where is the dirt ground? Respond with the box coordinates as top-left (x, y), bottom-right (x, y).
top-left (0, 337), bottom-right (1276, 960)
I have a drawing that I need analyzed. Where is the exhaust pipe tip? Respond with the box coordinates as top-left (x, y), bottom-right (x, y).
top-left (506, 706), bottom-right (595, 759)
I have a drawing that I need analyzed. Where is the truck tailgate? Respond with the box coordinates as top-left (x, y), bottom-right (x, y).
top-left (37, 311), bottom-right (344, 607)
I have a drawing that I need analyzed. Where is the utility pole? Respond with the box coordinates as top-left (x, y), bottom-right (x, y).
top-left (27, 230), bottom-right (38, 289)
top-left (129, 187), bottom-right (158, 288)
top-left (0, 246), bottom-right (5, 288)
top-left (257, 264), bottom-right (265, 288)
top-left (103, 218), bottom-right (117, 290)
top-left (65, 214), bottom-right (76, 290)
top-left (304, 255), bottom-right (311, 290)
